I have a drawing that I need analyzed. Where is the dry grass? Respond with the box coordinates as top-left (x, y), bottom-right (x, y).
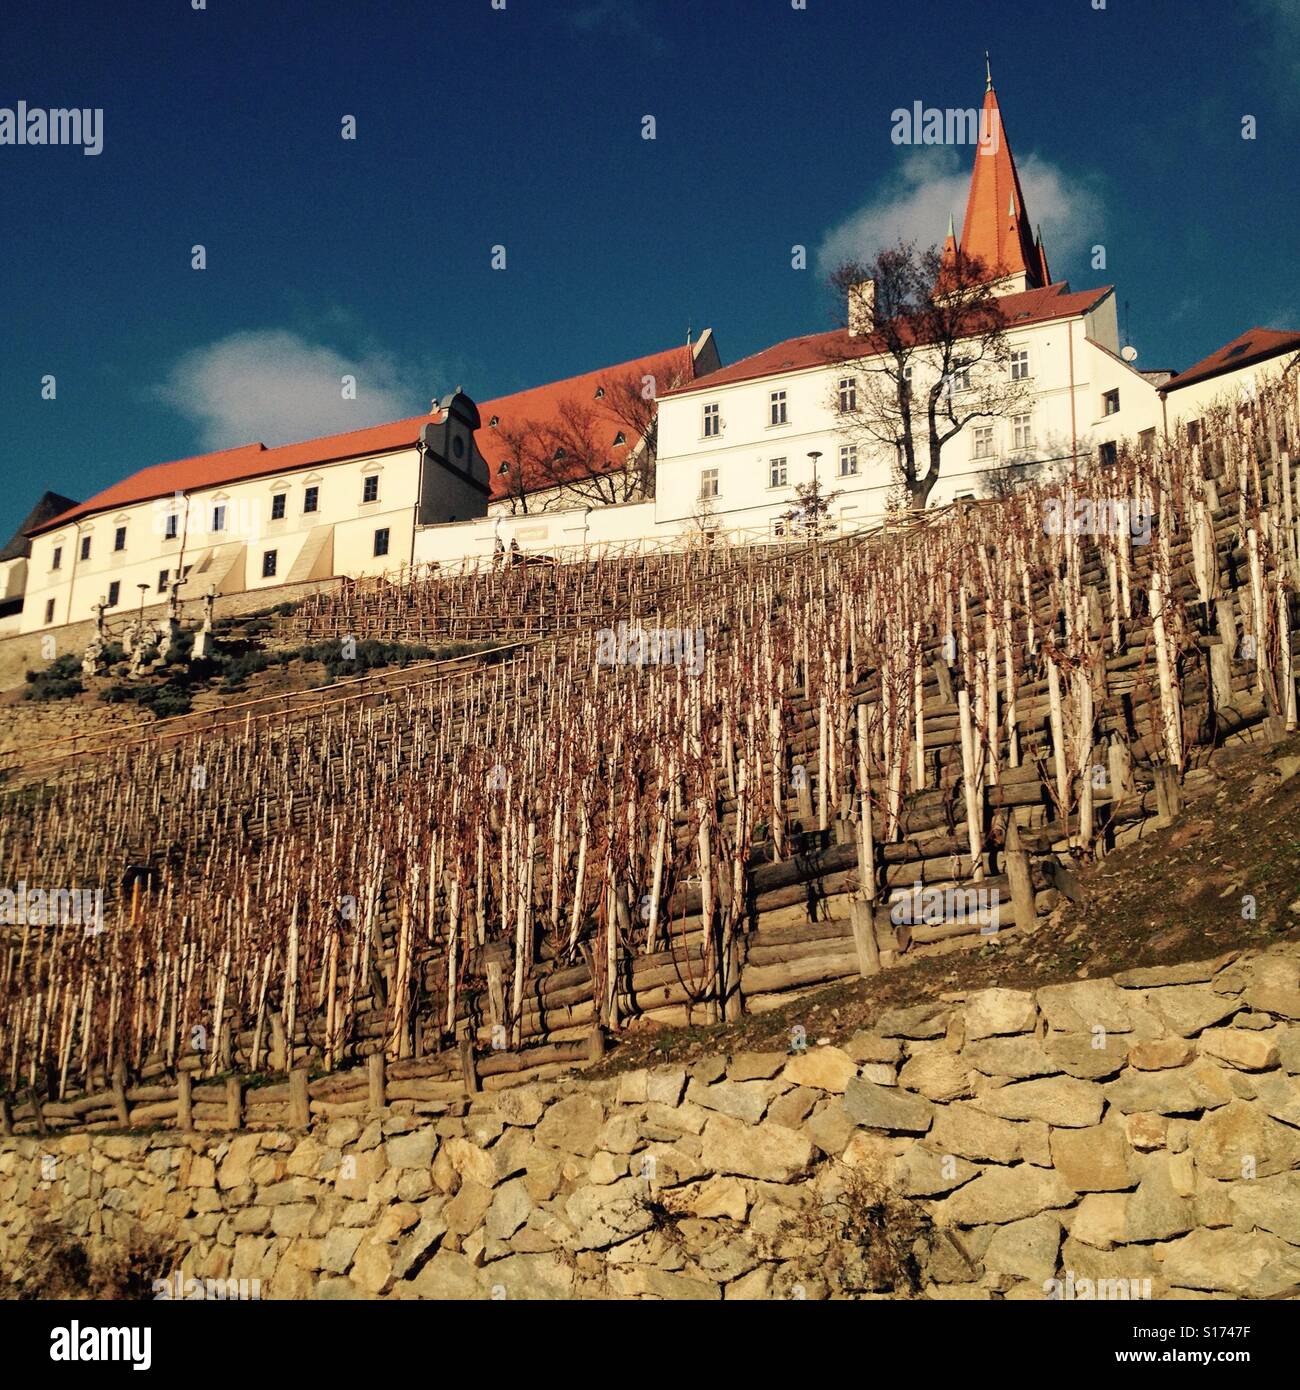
top-left (0, 1220), bottom-right (174, 1300)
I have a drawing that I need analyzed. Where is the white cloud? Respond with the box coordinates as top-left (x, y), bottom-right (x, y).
top-left (154, 330), bottom-right (427, 450)
top-left (817, 146), bottom-right (1102, 278)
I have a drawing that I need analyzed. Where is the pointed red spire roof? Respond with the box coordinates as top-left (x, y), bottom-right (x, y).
top-left (958, 63), bottom-right (1046, 289)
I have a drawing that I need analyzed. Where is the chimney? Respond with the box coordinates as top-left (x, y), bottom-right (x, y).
top-left (848, 279), bottom-right (875, 337)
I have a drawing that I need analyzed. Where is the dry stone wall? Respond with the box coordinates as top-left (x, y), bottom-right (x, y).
top-left (3, 943), bottom-right (1300, 1300)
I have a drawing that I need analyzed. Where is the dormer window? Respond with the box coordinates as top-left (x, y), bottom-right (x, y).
top-left (613, 432), bottom-right (626, 446)
top-left (489, 415), bottom-right (499, 427)
top-left (553, 448), bottom-right (566, 462)
top-left (594, 387), bottom-right (605, 400)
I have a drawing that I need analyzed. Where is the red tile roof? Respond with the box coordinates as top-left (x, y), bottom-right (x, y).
top-left (29, 343), bottom-right (704, 534)
top-left (664, 283), bottom-right (1111, 396)
top-left (1161, 327), bottom-right (1300, 393)
top-left (29, 414), bottom-right (445, 537)
top-left (959, 84), bottom-right (1047, 290)
top-left (476, 343), bottom-right (697, 500)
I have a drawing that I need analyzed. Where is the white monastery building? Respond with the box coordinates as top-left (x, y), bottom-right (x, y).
top-left (7, 72), bottom-right (1297, 635)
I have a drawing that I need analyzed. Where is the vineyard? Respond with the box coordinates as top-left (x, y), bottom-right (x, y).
top-left (1, 375), bottom-right (1298, 1135)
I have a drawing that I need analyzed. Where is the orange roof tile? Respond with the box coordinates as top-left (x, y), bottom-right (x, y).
top-left (664, 283), bottom-right (1111, 396)
top-left (29, 414), bottom-right (444, 537)
top-left (476, 344), bottom-right (697, 500)
top-left (1161, 326), bottom-right (1300, 393)
top-left (28, 343), bottom-right (705, 535)
top-left (959, 81), bottom-right (1045, 289)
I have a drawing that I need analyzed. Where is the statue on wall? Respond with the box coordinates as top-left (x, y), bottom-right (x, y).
top-left (191, 584), bottom-right (217, 662)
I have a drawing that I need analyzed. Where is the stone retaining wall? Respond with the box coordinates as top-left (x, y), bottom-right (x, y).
top-left (3, 943), bottom-right (1299, 1300)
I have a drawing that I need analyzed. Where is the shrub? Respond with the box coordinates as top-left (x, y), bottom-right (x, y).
top-left (23, 654), bottom-right (84, 702)
top-left (0, 1219), bottom-right (174, 1300)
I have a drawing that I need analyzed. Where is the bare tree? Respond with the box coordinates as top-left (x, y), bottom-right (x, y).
top-left (493, 364), bottom-right (687, 514)
top-left (493, 420), bottom-right (543, 515)
top-left (828, 241), bottom-right (1030, 511)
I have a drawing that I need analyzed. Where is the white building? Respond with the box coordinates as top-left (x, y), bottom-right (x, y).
top-left (6, 73), bottom-right (1298, 622)
top-left (653, 74), bottom-right (1165, 540)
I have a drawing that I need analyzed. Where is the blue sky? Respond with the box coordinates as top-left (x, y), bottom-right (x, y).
top-left (2, 0), bottom-right (1298, 543)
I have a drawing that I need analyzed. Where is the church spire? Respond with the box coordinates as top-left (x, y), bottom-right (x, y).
top-left (957, 65), bottom-right (1048, 292)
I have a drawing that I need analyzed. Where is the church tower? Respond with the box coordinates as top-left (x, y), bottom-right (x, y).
top-left (954, 59), bottom-right (1051, 295)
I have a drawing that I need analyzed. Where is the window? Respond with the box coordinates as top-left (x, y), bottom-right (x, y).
top-left (768, 391), bottom-right (787, 426)
top-left (839, 445), bottom-right (858, 477)
top-left (211, 504), bottom-right (226, 533)
top-left (594, 386), bottom-right (605, 399)
top-left (114, 525), bottom-right (127, 552)
top-left (373, 527), bottom-right (390, 557)
top-left (362, 475), bottom-right (379, 503)
top-left (772, 519), bottom-right (786, 539)
top-left (180, 565), bottom-right (193, 581)
top-left (837, 377), bottom-right (857, 413)
top-left (1009, 348), bottom-right (1031, 380)
top-left (165, 513), bottom-right (178, 540)
top-left (52, 546), bottom-right (62, 571)
top-left (973, 425), bottom-right (995, 460)
top-left (303, 485), bottom-right (319, 514)
top-left (613, 431), bottom-right (626, 446)
top-left (1103, 389), bottom-right (1120, 416)
top-left (80, 536), bottom-right (91, 561)
top-left (271, 493), bottom-right (287, 520)
top-left (949, 367), bottom-right (971, 395)
top-left (1099, 441), bottom-right (1118, 468)
top-left (262, 550), bottom-right (278, 579)
top-left (44, 599), bottom-right (55, 624)
top-left (902, 364), bottom-right (914, 400)
top-left (489, 415), bottom-right (499, 427)
top-left (1186, 419), bottom-right (1202, 446)
top-left (702, 403), bottom-right (720, 438)
top-left (158, 569), bottom-right (169, 592)
top-left (699, 468), bottom-right (719, 500)
top-left (769, 457), bottom-right (788, 488)
top-left (1139, 428), bottom-right (1156, 455)
top-left (1012, 413), bottom-right (1034, 451)
top-left (107, 581), bottom-right (120, 607)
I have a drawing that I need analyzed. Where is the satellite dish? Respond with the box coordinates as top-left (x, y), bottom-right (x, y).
top-left (1121, 345), bottom-right (1138, 362)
